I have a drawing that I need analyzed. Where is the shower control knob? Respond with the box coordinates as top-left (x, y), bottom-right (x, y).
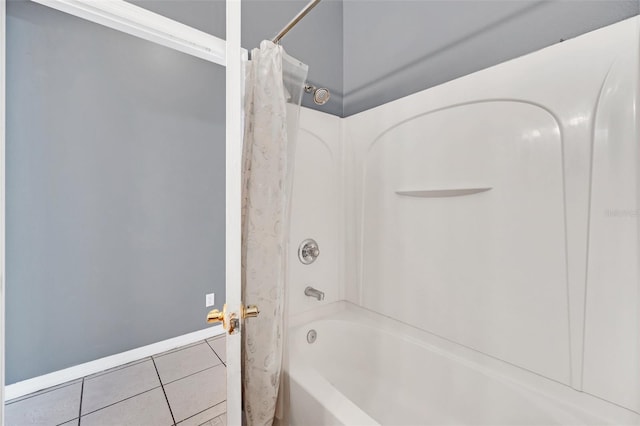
top-left (298, 239), bottom-right (320, 265)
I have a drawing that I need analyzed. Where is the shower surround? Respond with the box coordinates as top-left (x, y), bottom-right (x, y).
top-left (287, 16), bottom-right (640, 425)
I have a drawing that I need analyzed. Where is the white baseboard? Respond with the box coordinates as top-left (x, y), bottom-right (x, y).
top-left (5, 325), bottom-right (224, 401)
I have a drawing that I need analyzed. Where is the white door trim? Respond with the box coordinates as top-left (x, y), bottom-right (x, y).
top-left (0, 0), bottom-right (5, 421)
top-left (30, 0), bottom-right (229, 66)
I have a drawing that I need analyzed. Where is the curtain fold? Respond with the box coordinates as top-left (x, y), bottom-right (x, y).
top-left (241, 40), bottom-right (308, 426)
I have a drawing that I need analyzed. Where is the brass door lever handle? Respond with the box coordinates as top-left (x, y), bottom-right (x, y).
top-left (207, 303), bottom-right (259, 335)
top-left (207, 304), bottom-right (235, 333)
top-left (242, 305), bottom-right (259, 319)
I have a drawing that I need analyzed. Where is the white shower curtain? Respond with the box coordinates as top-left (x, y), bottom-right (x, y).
top-left (241, 40), bottom-right (308, 426)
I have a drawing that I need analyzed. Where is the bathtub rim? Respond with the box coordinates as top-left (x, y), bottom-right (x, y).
top-left (288, 301), bottom-right (640, 425)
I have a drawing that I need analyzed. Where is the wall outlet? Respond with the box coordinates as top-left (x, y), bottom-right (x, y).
top-left (205, 293), bottom-right (215, 307)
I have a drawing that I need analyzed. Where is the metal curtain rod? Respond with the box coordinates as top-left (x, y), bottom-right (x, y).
top-left (272, 0), bottom-right (321, 44)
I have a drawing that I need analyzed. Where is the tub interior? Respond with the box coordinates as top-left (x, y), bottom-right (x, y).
top-left (290, 310), bottom-right (609, 425)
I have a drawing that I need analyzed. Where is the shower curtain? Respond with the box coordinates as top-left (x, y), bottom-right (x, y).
top-left (241, 40), bottom-right (308, 426)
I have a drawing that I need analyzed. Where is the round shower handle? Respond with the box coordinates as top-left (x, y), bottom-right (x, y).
top-left (308, 246), bottom-right (320, 258)
top-left (298, 239), bottom-right (320, 265)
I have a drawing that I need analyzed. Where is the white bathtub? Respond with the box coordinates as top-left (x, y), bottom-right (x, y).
top-left (288, 302), bottom-right (640, 426)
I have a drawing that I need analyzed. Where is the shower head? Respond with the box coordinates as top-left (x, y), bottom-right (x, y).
top-left (313, 87), bottom-right (330, 105)
top-left (305, 84), bottom-right (331, 105)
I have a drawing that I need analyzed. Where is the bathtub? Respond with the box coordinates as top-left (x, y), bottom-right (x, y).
top-left (287, 302), bottom-right (640, 426)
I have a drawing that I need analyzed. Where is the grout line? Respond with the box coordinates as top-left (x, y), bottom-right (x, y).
top-left (79, 386), bottom-right (162, 418)
top-left (205, 340), bottom-right (226, 367)
top-left (174, 400), bottom-right (227, 426)
top-left (78, 378), bottom-right (84, 424)
top-left (152, 357), bottom-right (176, 425)
top-left (163, 365), bottom-right (220, 387)
top-left (54, 417), bottom-right (79, 426)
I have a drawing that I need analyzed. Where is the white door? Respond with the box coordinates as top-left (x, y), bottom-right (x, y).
top-left (223, 1), bottom-right (243, 424)
top-left (0, 1), bottom-right (244, 424)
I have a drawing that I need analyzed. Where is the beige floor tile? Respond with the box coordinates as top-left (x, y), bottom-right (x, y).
top-left (176, 401), bottom-right (226, 426)
top-left (212, 412), bottom-right (227, 426)
top-left (81, 388), bottom-right (173, 426)
top-left (4, 381), bottom-right (81, 426)
top-left (206, 337), bottom-right (226, 364)
top-left (178, 401), bottom-right (227, 426)
top-left (81, 360), bottom-right (160, 415)
top-left (154, 342), bottom-right (221, 384)
top-left (164, 365), bottom-right (226, 423)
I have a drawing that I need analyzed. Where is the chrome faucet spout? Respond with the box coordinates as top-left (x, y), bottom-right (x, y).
top-left (304, 286), bottom-right (325, 301)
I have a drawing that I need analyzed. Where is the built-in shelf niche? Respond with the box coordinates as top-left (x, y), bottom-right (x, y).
top-left (395, 187), bottom-right (492, 198)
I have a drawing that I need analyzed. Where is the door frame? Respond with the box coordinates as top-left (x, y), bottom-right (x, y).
top-left (0, 1), bottom-right (244, 424)
top-left (0, 0), bottom-right (5, 423)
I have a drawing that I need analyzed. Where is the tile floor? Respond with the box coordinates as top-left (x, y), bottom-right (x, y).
top-left (4, 336), bottom-right (227, 426)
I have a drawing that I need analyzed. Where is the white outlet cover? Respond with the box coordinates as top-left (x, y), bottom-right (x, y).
top-left (206, 293), bottom-right (215, 307)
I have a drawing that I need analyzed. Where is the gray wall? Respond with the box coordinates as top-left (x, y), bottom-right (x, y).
top-left (6, 0), bottom-right (226, 384)
top-left (342, 0), bottom-right (640, 116)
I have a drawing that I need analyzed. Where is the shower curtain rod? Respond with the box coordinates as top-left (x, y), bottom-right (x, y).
top-left (272, 0), bottom-right (321, 44)
top-left (271, 0), bottom-right (330, 106)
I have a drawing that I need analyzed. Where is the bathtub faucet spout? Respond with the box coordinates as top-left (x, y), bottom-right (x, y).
top-left (304, 286), bottom-right (325, 301)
